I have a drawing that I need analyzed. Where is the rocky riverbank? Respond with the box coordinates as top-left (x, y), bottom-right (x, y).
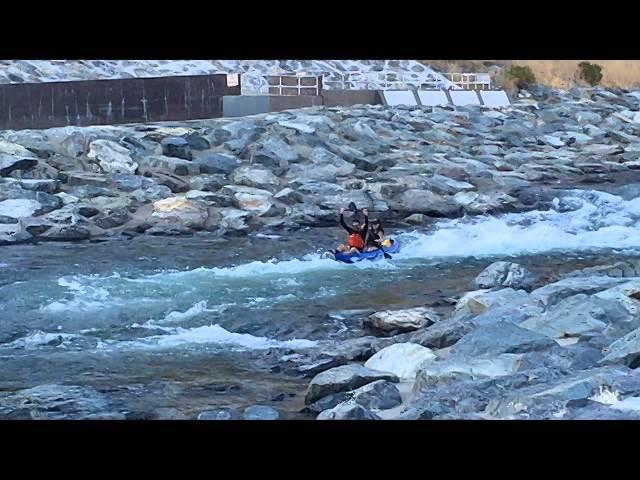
top-left (287, 258), bottom-right (640, 419)
top-left (4, 86), bottom-right (640, 245)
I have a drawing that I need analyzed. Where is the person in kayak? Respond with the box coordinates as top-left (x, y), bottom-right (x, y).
top-left (336, 207), bottom-right (369, 253)
top-left (365, 218), bottom-right (386, 251)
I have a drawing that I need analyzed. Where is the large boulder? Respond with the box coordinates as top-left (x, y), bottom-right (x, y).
top-left (224, 185), bottom-right (279, 217)
top-left (529, 277), bottom-right (627, 310)
top-left (305, 364), bottom-right (398, 404)
top-left (403, 318), bottom-right (475, 349)
top-left (520, 294), bottom-right (635, 339)
top-left (414, 354), bottom-right (524, 388)
top-left (130, 185), bottom-right (172, 204)
top-left (217, 208), bottom-right (251, 233)
top-left (600, 328), bottom-right (640, 368)
top-left (160, 136), bottom-right (192, 160)
top-left (317, 402), bottom-right (381, 420)
top-left (0, 155), bottom-right (38, 177)
top-left (231, 166), bottom-right (280, 190)
top-left (252, 137), bottom-right (299, 168)
top-left (151, 197), bottom-right (208, 229)
top-left (364, 307), bottom-right (440, 334)
top-left (453, 191), bottom-right (518, 214)
top-left (189, 174), bottom-right (226, 192)
top-left (364, 343), bottom-right (437, 380)
top-left (396, 189), bottom-right (461, 217)
top-left (108, 174), bottom-right (155, 192)
top-left (474, 261), bottom-right (536, 290)
top-left (87, 140), bottom-right (138, 174)
top-left (194, 153), bottom-right (240, 175)
top-left (450, 322), bottom-right (556, 358)
top-left (0, 199), bottom-right (42, 219)
top-left (348, 380), bottom-right (403, 410)
top-left (0, 221), bottom-right (32, 244)
top-left (94, 208), bottom-right (131, 229)
top-left (455, 288), bottom-right (531, 317)
top-left (137, 155), bottom-right (199, 177)
top-left (39, 225), bottom-right (91, 241)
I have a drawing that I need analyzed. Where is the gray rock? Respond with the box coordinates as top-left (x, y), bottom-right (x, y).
top-left (0, 214), bottom-right (18, 224)
top-left (78, 206), bottom-right (99, 218)
top-left (161, 137), bottom-right (192, 160)
top-left (455, 288), bottom-right (532, 317)
top-left (349, 380), bottom-right (402, 410)
top-left (0, 221), bottom-right (32, 244)
top-left (0, 155), bottom-right (38, 177)
top-left (364, 307), bottom-right (440, 334)
top-left (242, 405), bottom-right (280, 420)
top-left (130, 185), bottom-right (172, 203)
top-left (147, 172), bottom-right (190, 193)
top-left (484, 366), bottom-right (634, 419)
top-left (189, 174), bottom-right (226, 192)
top-left (40, 225), bottom-right (91, 241)
top-left (94, 208), bottom-right (130, 229)
top-left (273, 187), bottom-right (303, 205)
top-left (305, 364), bottom-right (399, 404)
top-left (197, 409), bottom-right (235, 420)
top-left (317, 402), bottom-right (381, 420)
top-left (397, 189), bottom-right (461, 217)
top-left (231, 166), bottom-right (280, 190)
top-left (403, 318), bottom-right (474, 349)
top-left (305, 392), bottom-right (351, 414)
top-left (109, 174), bottom-right (155, 192)
top-left (520, 294), bottom-right (635, 339)
top-left (529, 277), bottom-right (627, 310)
top-left (415, 354), bottom-right (524, 389)
top-left (137, 155), bottom-right (199, 177)
top-left (195, 153), bottom-right (240, 175)
top-left (365, 343), bottom-right (437, 380)
top-left (60, 131), bottom-right (90, 158)
top-left (600, 327), bottom-right (640, 368)
top-left (450, 322), bottom-right (556, 358)
top-left (184, 133), bottom-right (210, 151)
top-left (252, 137), bottom-right (299, 168)
top-left (474, 261), bottom-right (536, 290)
top-left (13, 179), bottom-right (60, 193)
top-left (87, 140), bottom-right (138, 174)
top-left (62, 173), bottom-right (111, 188)
top-left (405, 213), bottom-right (428, 224)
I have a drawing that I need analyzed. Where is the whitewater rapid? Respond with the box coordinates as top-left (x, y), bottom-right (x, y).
top-left (4, 189), bottom-right (640, 355)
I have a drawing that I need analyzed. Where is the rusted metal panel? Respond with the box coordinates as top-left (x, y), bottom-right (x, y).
top-left (0, 74), bottom-right (241, 130)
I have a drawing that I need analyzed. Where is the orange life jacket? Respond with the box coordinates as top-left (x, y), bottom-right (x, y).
top-left (348, 233), bottom-right (365, 250)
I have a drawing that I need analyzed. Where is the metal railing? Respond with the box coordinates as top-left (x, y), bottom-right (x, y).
top-left (443, 73), bottom-right (492, 90)
top-left (328, 72), bottom-right (449, 90)
top-left (260, 74), bottom-right (322, 96)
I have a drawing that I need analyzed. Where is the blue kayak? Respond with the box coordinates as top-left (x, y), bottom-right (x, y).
top-left (330, 239), bottom-right (400, 263)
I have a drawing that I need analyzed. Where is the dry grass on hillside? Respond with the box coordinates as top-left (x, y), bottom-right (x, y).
top-left (423, 60), bottom-right (640, 89)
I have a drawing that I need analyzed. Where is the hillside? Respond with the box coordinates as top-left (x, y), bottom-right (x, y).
top-left (425, 60), bottom-right (640, 89)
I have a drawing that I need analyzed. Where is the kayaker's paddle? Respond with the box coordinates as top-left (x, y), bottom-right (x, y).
top-left (348, 202), bottom-right (392, 260)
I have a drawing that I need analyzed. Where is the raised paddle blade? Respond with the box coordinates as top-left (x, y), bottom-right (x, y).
top-left (348, 202), bottom-right (358, 213)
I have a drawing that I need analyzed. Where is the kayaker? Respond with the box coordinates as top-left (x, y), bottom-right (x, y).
top-left (365, 218), bottom-right (386, 251)
top-left (336, 207), bottom-right (369, 253)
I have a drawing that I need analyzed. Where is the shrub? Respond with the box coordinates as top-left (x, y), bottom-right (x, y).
top-left (578, 62), bottom-right (603, 86)
top-left (506, 65), bottom-right (536, 89)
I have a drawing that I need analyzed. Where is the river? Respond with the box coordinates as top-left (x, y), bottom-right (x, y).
top-left (2, 188), bottom-right (640, 419)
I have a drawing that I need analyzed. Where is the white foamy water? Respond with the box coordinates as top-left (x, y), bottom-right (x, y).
top-left (589, 385), bottom-right (621, 405)
top-left (397, 190), bottom-right (640, 260)
top-left (102, 324), bottom-right (317, 352)
top-left (1, 331), bottom-right (81, 350)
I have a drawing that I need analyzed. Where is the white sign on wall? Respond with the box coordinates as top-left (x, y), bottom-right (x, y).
top-left (226, 74), bottom-right (239, 87)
